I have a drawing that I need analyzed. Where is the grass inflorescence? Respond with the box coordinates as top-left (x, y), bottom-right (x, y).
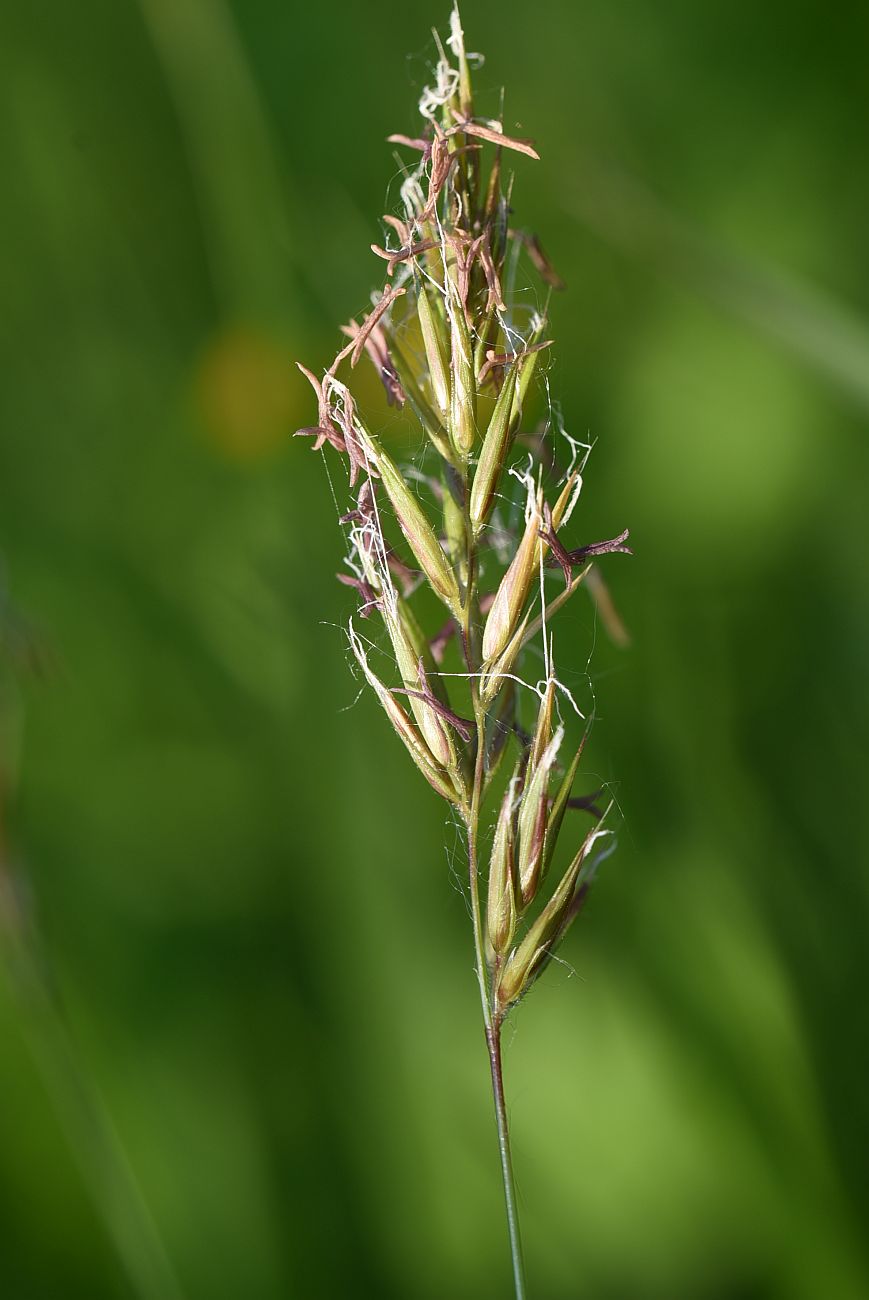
top-left (296, 9), bottom-right (631, 1294)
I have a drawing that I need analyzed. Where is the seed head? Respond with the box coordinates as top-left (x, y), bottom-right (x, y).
top-left (299, 6), bottom-right (631, 1048)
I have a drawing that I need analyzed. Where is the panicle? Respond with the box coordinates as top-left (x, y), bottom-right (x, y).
top-left (297, 5), bottom-right (631, 1017)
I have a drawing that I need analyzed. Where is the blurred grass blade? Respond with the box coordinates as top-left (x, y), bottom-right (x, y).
top-left (1, 916), bottom-right (186, 1300)
top-left (570, 163), bottom-right (869, 414)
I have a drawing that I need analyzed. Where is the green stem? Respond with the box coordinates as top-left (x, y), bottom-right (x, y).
top-left (487, 1012), bottom-right (525, 1300)
top-left (457, 399), bottom-right (526, 1297)
top-left (465, 691), bottom-right (527, 1300)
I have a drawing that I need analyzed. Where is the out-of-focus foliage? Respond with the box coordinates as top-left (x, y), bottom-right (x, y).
top-left (1, 1), bottom-right (868, 1297)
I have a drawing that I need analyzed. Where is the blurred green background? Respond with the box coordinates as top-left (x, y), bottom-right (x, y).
top-left (2, 1), bottom-right (868, 1297)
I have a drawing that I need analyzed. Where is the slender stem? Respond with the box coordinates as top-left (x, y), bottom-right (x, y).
top-left (465, 702), bottom-right (493, 1033)
top-left (458, 436), bottom-right (526, 1296)
top-left (487, 1013), bottom-right (525, 1300)
top-left (465, 690), bottom-right (527, 1299)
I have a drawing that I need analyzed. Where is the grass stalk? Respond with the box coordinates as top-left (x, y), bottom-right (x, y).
top-left (465, 688), bottom-right (526, 1298)
top-left (297, 7), bottom-right (629, 1290)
